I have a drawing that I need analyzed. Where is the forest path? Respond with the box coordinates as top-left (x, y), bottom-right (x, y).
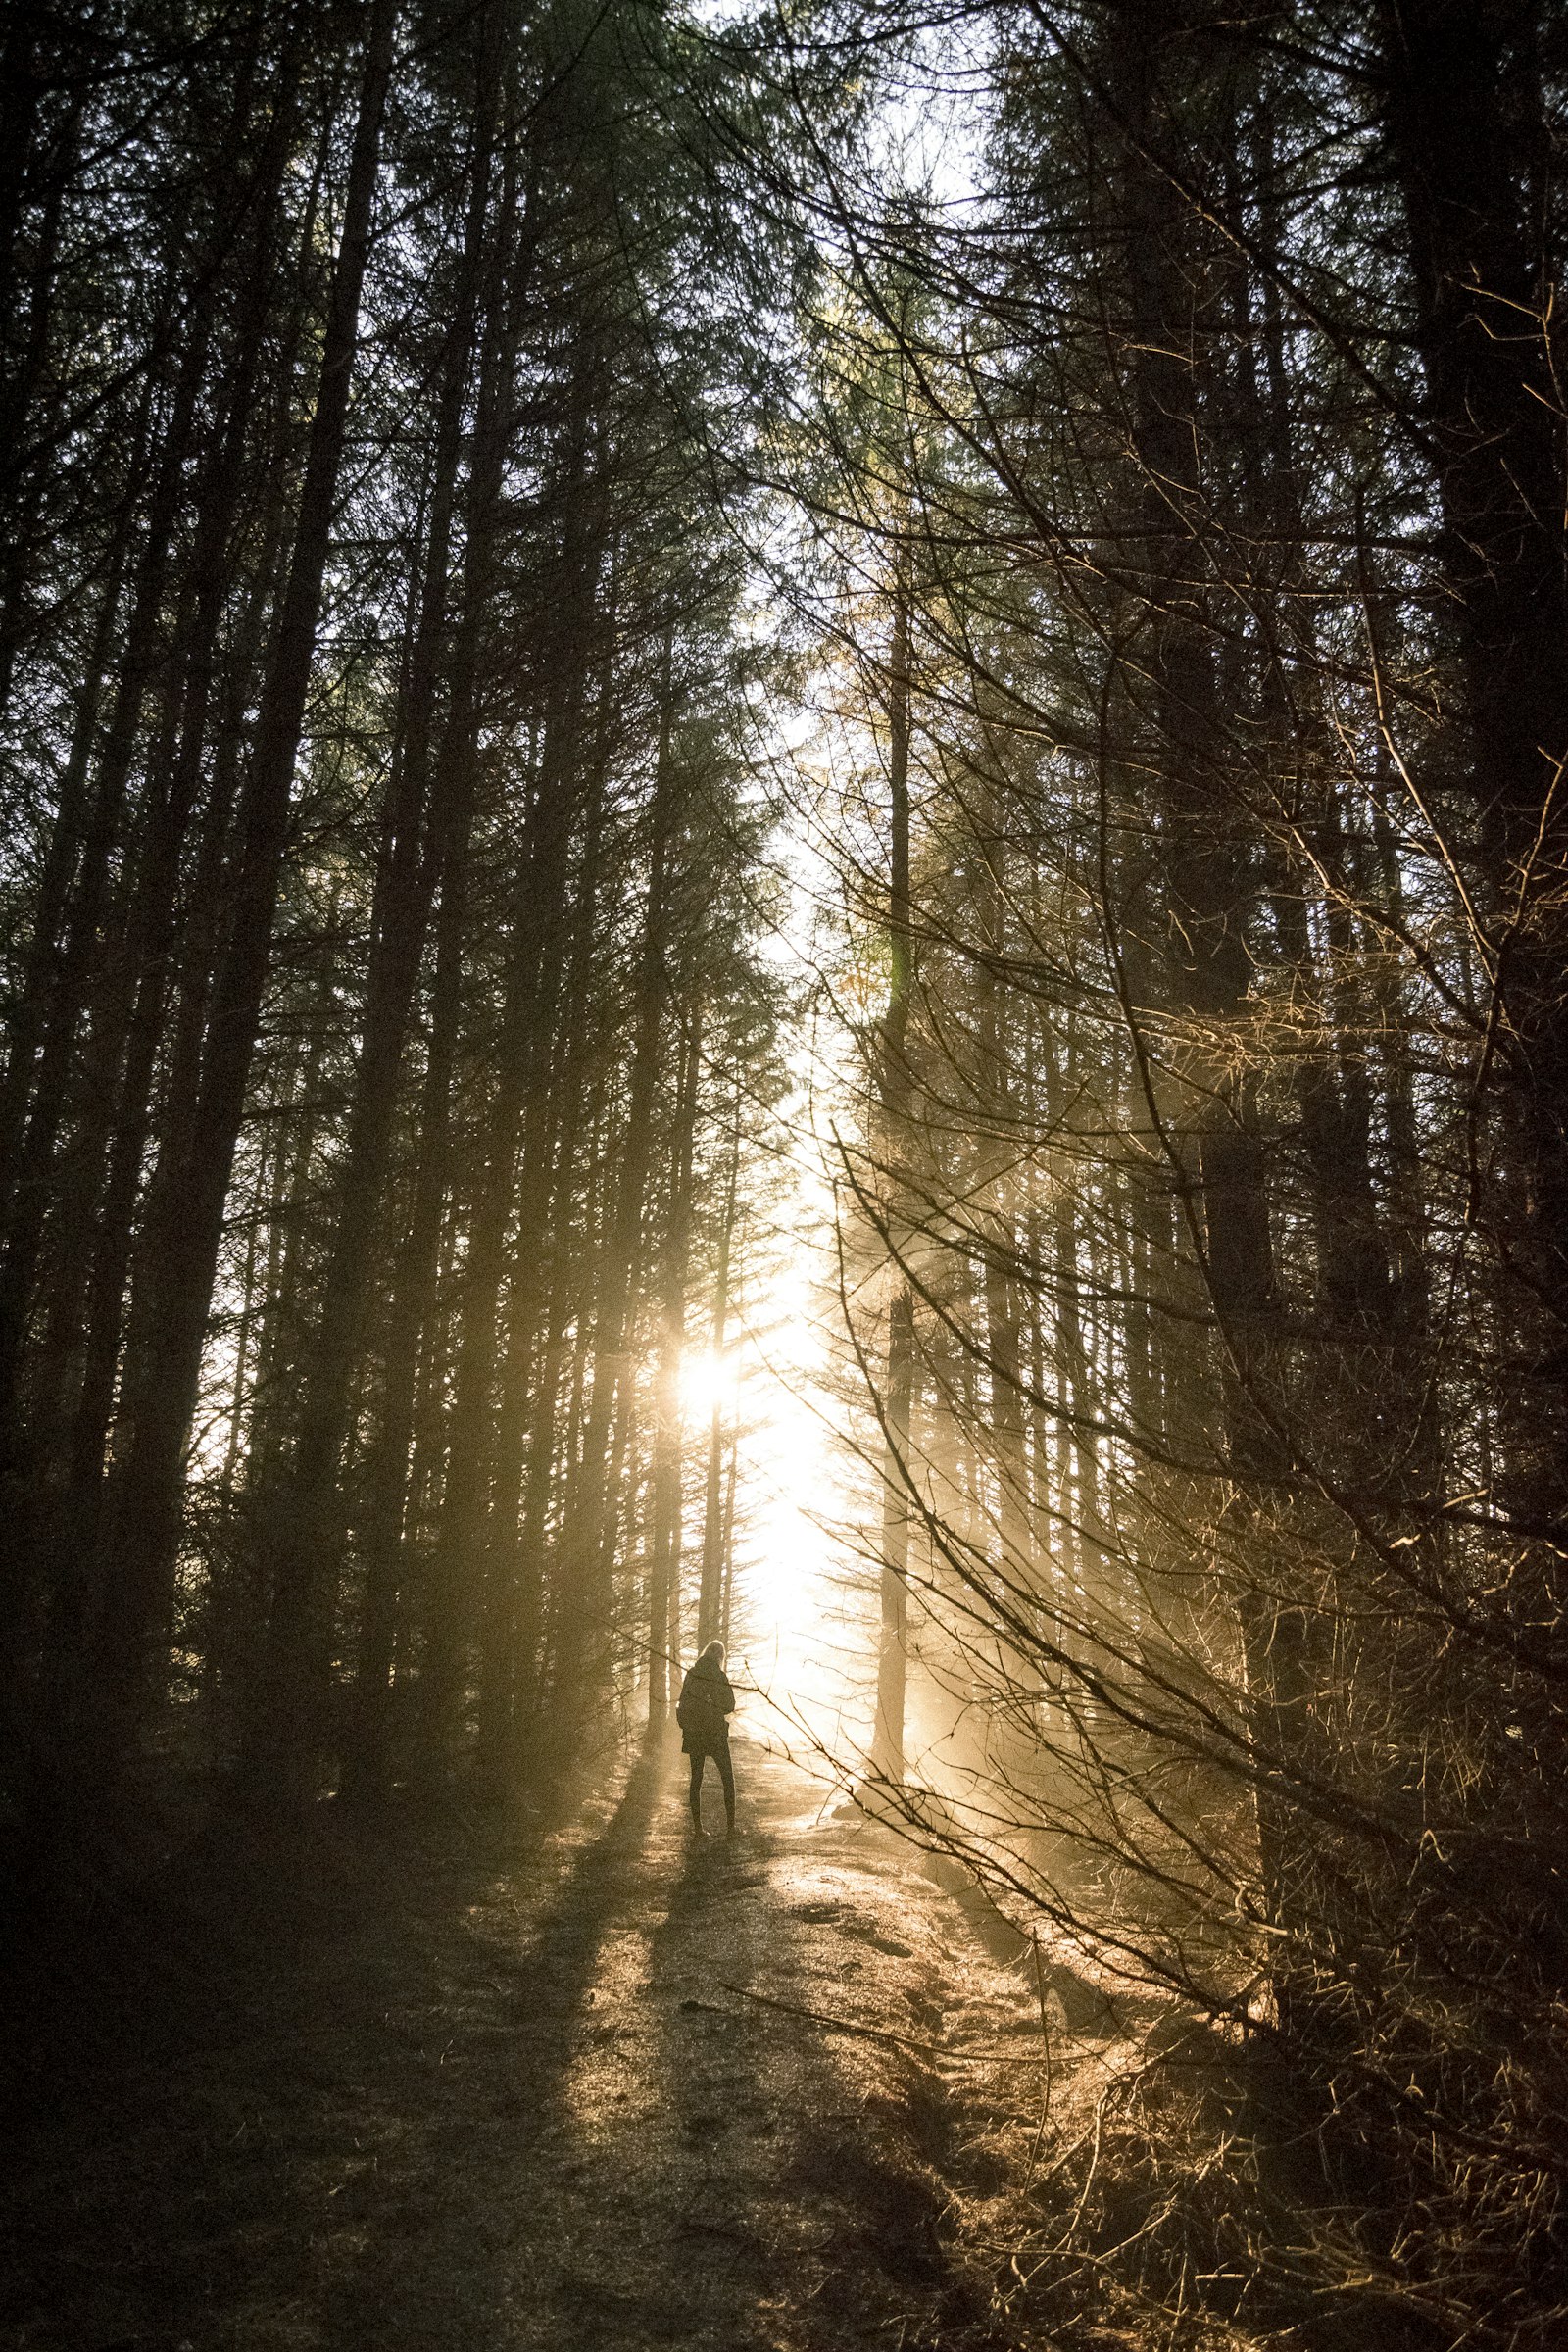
top-left (2, 1735), bottom-right (1067, 2352)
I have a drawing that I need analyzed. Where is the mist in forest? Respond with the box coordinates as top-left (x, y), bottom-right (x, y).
top-left (2, 2), bottom-right (1565, 2348)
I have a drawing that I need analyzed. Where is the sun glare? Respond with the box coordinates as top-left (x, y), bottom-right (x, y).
top-left (677, 1347), bottom-right (739, 1423)
top-left (683, 1173), bottom-right (869, 1763)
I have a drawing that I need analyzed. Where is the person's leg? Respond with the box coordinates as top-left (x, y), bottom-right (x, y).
top-left (688, 1751), bottom-right (705, 1829)
top-left (715, 1740), bottom-right (735, 1833)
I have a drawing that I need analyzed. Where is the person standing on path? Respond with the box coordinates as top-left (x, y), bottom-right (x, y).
top-left (677, 1641), bottom-right (736, 1835)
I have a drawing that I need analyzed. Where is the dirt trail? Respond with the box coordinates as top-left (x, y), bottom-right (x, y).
top-left (2, 1737), bottom-right (1072, 2352)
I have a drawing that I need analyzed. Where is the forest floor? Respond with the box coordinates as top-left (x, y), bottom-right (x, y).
top-left (0, 1732), bottom-right (1146, 2352)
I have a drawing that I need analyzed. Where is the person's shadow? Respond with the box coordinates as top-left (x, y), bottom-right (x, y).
top-left (321, 1735), bottom-right (669, 2348)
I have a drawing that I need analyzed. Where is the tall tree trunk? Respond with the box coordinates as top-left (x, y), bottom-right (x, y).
top-left (41, 43), bottom-right (308, 1687)
top-left (1111, 16), bottom-right (1306, 1958)
top-left (417, 390), bottom-right (596, 1784)
top-left (1378, 0), bottom-right (1568, 1520)
top-left (77, 0), bottom-right (399, 1809)
top-left (648, 1003), bottom-right (701, 1714)
top-left (0, 325), bottom-right (207, 1475)
top-left (871, 581), bottom-right (914, 1789)
top-left (254, 7), bottom-right (507, 1801)
top-left (475, 710), bottom-right (615, 1790)
top-left (697, 1103), bottom-right (741, 1649)
top-left (551, 640), bottom-right (678, 1721)
top-left (973, 766), bottom-right (1032, 1597)
top-left (343, 149), bottom-right (536, 1805)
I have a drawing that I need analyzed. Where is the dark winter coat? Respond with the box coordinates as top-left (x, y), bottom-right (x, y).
top-left (676, 1656), bottom-right (735, 1755)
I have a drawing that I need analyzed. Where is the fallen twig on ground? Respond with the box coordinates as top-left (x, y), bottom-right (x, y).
top-left (714, 1978), bottom-right (1053, 2068)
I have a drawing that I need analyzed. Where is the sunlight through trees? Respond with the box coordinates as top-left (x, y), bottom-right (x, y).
top-left (3, 1), bottom-right (1566, 2343)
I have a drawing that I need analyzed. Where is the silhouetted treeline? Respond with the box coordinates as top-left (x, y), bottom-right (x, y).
top-left (0, 0), bottom-right (797, 1872)
top-left (779, 3), bottom-right (1568, 2343)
